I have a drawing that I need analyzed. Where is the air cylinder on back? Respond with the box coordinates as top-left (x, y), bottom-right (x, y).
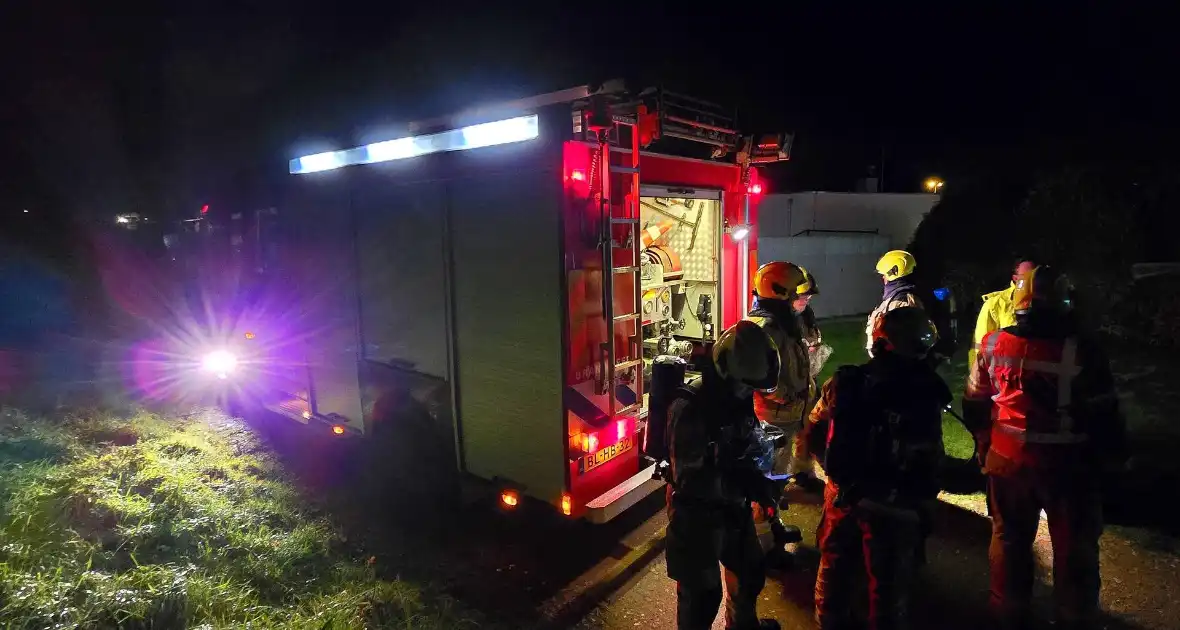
top-left (645, 355), bottom-right (688, 464)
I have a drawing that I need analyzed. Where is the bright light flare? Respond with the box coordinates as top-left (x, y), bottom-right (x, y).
top-left (729, 224), bottom-right (751, 242)
top-left (331, 424), bottom-right (346, 435)
top-left (201, 350), bottom-right (238, 379)
top-left (924, 177), bottom-right (945, 193)
top-left (748, 182), bottom-right (763, 195)
top-left (561, 493), bottom-right (573, 516)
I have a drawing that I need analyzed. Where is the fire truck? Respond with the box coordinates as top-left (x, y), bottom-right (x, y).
top-left (243, 82), bottom-right (791, 522)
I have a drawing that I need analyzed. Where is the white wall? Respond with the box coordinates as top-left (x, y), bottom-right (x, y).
top-left (758, 192), bottom-right (937, 250)
top-left (758, 234), bottom-right (890, 318)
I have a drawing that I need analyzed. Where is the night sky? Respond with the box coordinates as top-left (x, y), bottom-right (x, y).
top-left (1, 3), bottom-right (1174, 221)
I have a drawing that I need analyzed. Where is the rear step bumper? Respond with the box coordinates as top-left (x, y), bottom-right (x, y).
top-left (584, 462), bottom-right (665, 524)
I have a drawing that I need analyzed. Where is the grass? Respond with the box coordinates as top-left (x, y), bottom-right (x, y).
top-left (816, 318), bottom-right (976, 461)
top-left (0, 406), bottom-right (482, 629)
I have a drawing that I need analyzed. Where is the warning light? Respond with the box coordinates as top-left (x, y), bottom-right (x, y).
top-left (200, 204), bottom-right (209, 214)
top-left (728, 223), bottom-right (752, 242)
top-left (561, 493), bottom-right (573, 516)
top-left (331, 425), bottom-right (345, 435)
top-left (584, 432), bottom-right (599, 453)
top-left (747, 183), bottom-right (763, 195)
top-left (501, 490), bottom-right (520, 508)
top-left (244, 331), bottom-right (256, 340)
top-left (568, 169), bottom-right (586, 182)
top-left (617, 419), bottom-right (627, 441)
top-left (302, 410), bottom-right (312, 420)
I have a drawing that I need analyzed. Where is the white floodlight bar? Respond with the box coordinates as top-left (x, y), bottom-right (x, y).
top-left (289, 114), bottom-right (540, 175)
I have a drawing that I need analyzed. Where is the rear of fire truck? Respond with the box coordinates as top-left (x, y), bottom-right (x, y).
top-left (281, 82), bottom-right (791, 522)
top-left (561, 88), bottom-right (792, 521)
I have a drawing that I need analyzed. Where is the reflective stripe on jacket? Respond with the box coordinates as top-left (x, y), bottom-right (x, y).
top-left (964, 328), bottom-right (1123, 466)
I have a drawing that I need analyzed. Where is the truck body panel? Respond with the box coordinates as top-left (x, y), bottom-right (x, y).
top-left (278, 87), bottom-right (779, 520)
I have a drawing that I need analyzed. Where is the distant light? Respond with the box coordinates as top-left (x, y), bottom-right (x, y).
top-left (200, 204), bottom-right (209, 214)
top-left (23, 209), bottom-right (29, 213)
top-left (331, 425), bottom-right (346, 435)
top-left (748, 183), bottom-right (763, 195)
top-left (290, 114), bottom-right (541, 175)
top-left (933, 287), bottom-right (951, 302)
top-left (561, 493), bottom-right (573, 516)
top-left (302, 410), bottom-right (312, 420)
top-left (729, 224), bottom-right (752, 242)
top-left (924, 177), bottom-right (945, 193)
top-left (243, 331), bottom-right (256, 340)
top-left (116, 215), bottom-right (130, 224)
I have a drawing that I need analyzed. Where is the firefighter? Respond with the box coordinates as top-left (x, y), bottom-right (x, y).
top-left (811, 306), bottom-right (950, 630)
top-left (968, 258), bottom-right (1038, 369)
top-left (866, 250), bottom-right (924, 356)
top-left (746, 261), bottom-right (820, 476)
top-left (963, 265), bottom-right (1126, 630)
top-left (745, 262), bottom-right (820, 569)
top-left (666, 320), bottom-right (783, 630)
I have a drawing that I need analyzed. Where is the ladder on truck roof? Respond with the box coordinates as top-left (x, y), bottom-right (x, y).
top-left (571, 83), bottom-right (744, 156)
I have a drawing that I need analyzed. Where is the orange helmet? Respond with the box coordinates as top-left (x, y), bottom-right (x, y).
top-left (1013, 265), bottom-right (1074, 314)
top-left (753, 262), bottom-right (819, 301)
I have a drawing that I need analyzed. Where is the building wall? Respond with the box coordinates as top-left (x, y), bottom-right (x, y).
top-left (758, 192), bottom-right (937, 250)
top-left (758, 234), bottom-right (890, 318)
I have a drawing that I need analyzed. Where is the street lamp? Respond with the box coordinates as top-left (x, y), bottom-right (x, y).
top-left (924, 177), bottom-right (945, 193)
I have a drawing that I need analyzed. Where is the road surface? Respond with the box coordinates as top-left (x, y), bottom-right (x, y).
top-left (577, 486), bottom-right (1179, 630)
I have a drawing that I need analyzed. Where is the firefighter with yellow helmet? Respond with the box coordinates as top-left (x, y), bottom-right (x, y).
top-left (867, 250), bottom-right (924, 355)
top-left (665, 320), bottom-right (784, 630)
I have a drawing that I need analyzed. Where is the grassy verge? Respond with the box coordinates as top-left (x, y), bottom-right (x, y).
top-left (816, 318), bottom-right (976, 461)
top-left (0, 406), bottom-right (481, 629)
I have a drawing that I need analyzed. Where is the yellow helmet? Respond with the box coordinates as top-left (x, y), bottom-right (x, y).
top-left (876, 250), bottom-right (917, 281)
top-left (713, 320), bottom-right (781, 392)
top-left (753, 261), bottom-right (819, 300)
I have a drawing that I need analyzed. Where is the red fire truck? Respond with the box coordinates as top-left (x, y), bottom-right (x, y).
top-left (271, 82), bottom-right (790, 522)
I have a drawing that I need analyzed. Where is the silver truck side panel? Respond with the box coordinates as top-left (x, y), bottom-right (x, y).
top-left (353, 181), bottom-right (449, 378)
top-left (448, 167), bottom-right (565, 501)
top-left (286, 175), bottom-right (365, 427)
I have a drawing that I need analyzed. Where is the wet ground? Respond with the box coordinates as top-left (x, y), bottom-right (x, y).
top-left (577, 485), bottom-right (1179, 630)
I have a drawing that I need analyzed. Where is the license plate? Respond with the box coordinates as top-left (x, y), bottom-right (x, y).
top-left (578, 435), bottom-right (635, 475)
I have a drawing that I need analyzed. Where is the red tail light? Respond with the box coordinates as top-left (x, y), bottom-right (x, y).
top-left (748, 183), bottom-right (763, 195)
top-left (501, 490), bottom-right (519, 507)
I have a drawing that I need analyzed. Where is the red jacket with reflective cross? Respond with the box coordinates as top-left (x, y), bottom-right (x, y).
top-left (963, 327), bottom-right (1125, 469)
